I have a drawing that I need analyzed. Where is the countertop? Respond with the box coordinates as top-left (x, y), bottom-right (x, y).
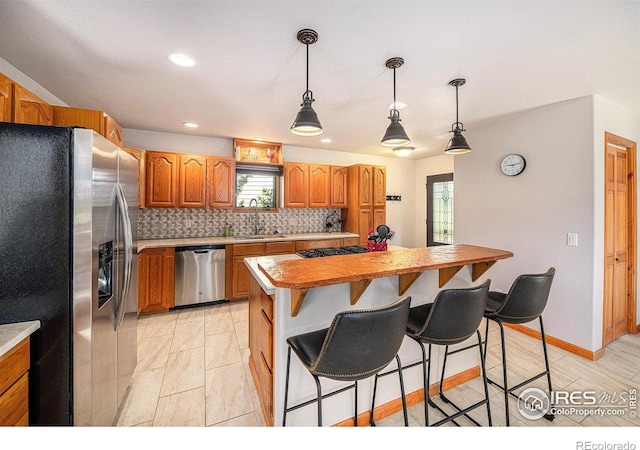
top-left (258, 244), bottom-right (514, 290)
top-left (244, 254), bottom-right (303, 295)
top-left (0, 320), bottom-right (41, 359)
top-left (138, 232), bottom-right (359, 251)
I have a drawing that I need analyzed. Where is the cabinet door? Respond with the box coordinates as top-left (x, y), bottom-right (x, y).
top-left (53, 106), bottom-right (103, 133)
top-left (123, 147), bottom-right (146, 208)
top-left (358, 209), bottom-right (374, 246)
top-left (207, 157), bottom-right (235, 208)
top-left (104, 114), bottom-right (123, 147)
top-left (12, 84), bottom-right (52, 125)
top-left (358, 165), bottom-right (373, 208)
top-left (138, 248), bottom-right (175, 314)
top-left (284, 162), bottom-right (309, 208)
top-left (0, 73), bottom-right (13, 122)
top-left (308, 164), bottom-right (331, 208)
top-left (330, 166), bottom-right (348, 208)
top-left (373, 166), bottom-right (386, 208)
top-left (178, 154), bottom-right (207, 208)
top-left (146, 152), bottom-right (178, 208)
top-left (373, 208), bottom-right (386, 231)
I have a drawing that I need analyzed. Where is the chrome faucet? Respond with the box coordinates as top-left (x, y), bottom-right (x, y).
top-left (249, 198), bottom-right (261, 235)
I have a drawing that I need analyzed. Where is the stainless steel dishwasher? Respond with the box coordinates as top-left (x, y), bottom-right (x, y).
top-left (174, 245), bottom-right (226, 307)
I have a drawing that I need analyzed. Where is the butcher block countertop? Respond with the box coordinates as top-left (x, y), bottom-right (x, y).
top-left (257, 244), bottom-right (513, 316)
top-left (259, 244), bottom-right (514, 289)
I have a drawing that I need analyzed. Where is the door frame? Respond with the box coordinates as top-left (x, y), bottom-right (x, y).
top-left (603, 131), bottom-right (638, 346)
top-left (426, 173), bottom-right (454, 246)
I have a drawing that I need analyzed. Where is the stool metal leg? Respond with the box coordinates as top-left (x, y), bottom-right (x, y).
top-left (354, 380), bottom-right (359, 427)
top-left (282, 346), bottom-right (292, 426)
top-left (370, 354), bottom-right (408, 427)
top-left (477, 330), bottom-right (493, 426)
top-left (312, 374), bottom-right (323, 426)
top-left (539, 317), bottom-right (555, 422)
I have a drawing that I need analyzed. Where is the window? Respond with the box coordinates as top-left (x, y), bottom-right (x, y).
top-left (235, 164), bottom-right (281, 209)
top-left (426, 173), bottom-right (454, 246)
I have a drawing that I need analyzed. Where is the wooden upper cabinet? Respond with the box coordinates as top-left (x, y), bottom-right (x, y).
top-left (207, 157), bottom-right (235, 208)
top-left (177, 154), bottom-right (207, 208)
top-left (358, 165), bottom-right (373, 208)
top-left (123, 147), bottom-right (146, 208)
top-left (146, 151), bottom-right (178, 207)
top-left (0, 72), bottom-right (12, 122)
top-left (308, 164), bottom-right (331, 208)
top-left (373, 166), bottom-right (386, 209)
top-left (104, 114), bottom-right (123, 147)
top-left (330, 166), bottom-right (348, 208)
top-left (52, 106), bottom-right (123, 147)
top-left (284, 162), bottom-right (309, 208)
top-left (12, 84), bottom-right (52, 125)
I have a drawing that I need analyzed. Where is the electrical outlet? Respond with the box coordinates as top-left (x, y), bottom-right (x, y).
top-left (289, 218), bottom-right (298, 226)
top-left (185, 220), bottom-right (193, 228)
top-left (567, 233), bottom-right (578, 247)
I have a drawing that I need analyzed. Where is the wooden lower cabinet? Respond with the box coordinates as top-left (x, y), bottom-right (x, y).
top-left (248, 275), bottom-right (274, 425)
top-left (0, 337), bottom-right (30, 426)
top-left (138, 247), bottom-right (175, 314)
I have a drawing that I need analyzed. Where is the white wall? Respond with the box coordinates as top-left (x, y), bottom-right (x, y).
top-left (454, 95), bottom-right (640, 352)
top-left (123, 129), bottom-right (420, 248)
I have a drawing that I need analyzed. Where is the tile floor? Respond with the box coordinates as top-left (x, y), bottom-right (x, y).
top-left (116, 300), bottom-right (640, 428)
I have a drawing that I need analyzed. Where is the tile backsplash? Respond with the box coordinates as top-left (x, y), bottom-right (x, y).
top-left (138, 208), bottom-right (343, 239)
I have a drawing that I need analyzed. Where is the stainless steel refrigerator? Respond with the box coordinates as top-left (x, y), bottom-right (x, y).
top-left (0, 123), bottom-right (138, 426)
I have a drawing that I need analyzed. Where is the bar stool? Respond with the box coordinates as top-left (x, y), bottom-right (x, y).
top-left (282, 296), bottom-right (411, 427)
top-left (483, 267), bottom-right (555, 426)
top-left (404, 279), bottom-right (492, 426)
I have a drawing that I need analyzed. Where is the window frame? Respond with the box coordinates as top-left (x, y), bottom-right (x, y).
top-left (233, 163), bottom-right (282, 212)
top-left (426, 173), bottom-right (454, 246)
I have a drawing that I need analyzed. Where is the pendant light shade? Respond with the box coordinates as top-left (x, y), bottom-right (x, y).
top-left (381, 57), bottom-right (410, 147)
top-left (444, 78), bottom-right (471, 154)
top-left (291, 29), bottom-right (323, 136)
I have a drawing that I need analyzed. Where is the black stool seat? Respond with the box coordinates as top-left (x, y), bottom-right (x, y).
top-left (403, 279), bottom-right (493, 427)
top-left (483, 267), bottom-right (556, 426)
top-left (283, 296), bottom-right (411, 426)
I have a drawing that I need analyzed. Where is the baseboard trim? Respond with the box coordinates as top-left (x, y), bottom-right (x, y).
top-left (333, 365), bottom-right (480, 427)
top-left (503, 323), bottom-right (605, 361)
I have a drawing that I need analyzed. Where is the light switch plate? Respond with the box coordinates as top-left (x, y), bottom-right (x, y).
top-left (567, 233), bottom-right (578, 247)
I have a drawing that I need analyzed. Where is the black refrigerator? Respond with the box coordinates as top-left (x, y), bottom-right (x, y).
top-left (0, 122), bottom-right (138, 425)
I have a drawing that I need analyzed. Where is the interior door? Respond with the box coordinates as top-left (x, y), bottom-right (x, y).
top-left (603, 132), bottom-right (637, 346)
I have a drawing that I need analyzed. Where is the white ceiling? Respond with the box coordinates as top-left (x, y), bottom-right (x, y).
top-left (1, 0), bottom-right (638, 159)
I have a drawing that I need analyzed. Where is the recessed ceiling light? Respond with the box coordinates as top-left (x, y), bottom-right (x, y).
top-left (169, 53), bottom-right (195, 67)
top-left (254, 137), bottom-right (265, 141)
top-left (321, 138), bottom-right (332, 143)
top-left (388, 101), bottom-right (407, 110)
top-left (183, 122), bottom-right (199, 128)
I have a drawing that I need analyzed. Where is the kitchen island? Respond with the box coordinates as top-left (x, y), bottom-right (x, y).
top-left (245, 244), bottom-right (513, 426)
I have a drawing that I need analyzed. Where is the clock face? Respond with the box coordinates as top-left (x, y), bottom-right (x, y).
top-left (500, 154), bottom-right (526, 176)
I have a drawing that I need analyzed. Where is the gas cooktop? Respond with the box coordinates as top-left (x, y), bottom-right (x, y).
top-left (297, 246), bottom-right (368, 258)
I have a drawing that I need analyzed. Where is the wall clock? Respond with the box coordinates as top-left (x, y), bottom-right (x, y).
top-left (500, 154), bottom-right (526, 176)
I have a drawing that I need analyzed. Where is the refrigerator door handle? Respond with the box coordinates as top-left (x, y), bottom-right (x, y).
top-left (115, 183), bottom-right (133, 330)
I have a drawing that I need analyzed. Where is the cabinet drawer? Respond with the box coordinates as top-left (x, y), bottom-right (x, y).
top-left (0, 373), bottom-right (28, 426)
top-left (295, 239), bottom-right (343, 251)
top-left (260, 290), bottom-right (274, 322)
top-left (265, 241), bottom-right (295, 254)
top-left (258, 310), bottom-right (273, 370)
top-left (0, 338), bottom-right (30, 395)
top-left (232, 243), bottom-right (265, 256)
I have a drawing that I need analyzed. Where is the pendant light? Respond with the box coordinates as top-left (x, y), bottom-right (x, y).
top-left (381, 57), bottom-right (411, 147)
top-left (290, 29), bottom-right (323, 136)
top-left (444, 78), bottom-right (471, 154)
